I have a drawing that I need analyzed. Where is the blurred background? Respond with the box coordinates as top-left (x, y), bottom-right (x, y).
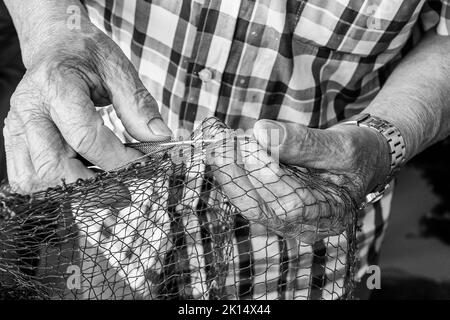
top-left (1, 1), bottom-right (449, 299)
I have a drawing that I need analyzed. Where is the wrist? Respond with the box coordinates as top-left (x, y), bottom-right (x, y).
top-left (5, 0), bottom-right (93, 68)
top-left (363, 126), bottom-right (392, 191)
top-left (334, 113), bottom-right (406, 207)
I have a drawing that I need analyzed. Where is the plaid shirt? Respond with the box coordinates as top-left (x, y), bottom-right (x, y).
top-left (82, 0), bottom-right (450, 299)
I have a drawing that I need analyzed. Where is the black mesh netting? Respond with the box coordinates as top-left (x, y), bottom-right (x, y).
top-left (0, 117), bottom-right (358, 300)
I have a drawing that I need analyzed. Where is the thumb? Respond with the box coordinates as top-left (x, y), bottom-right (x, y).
top-left (253, 120), bottom-right (348, 170)
top-left (103, 58), bottom-right (172, 141)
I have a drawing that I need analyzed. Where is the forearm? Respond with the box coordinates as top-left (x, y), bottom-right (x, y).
top-left (4, 0), bottom-right (91, 67)
top-left (365, 30), bottom-right (450, 162)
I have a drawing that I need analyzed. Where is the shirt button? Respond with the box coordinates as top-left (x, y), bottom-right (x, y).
top-left (198, 68), bottom-right (213, 82)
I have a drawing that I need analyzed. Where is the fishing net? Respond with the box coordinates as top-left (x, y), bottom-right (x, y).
top-left (0, 117), bottom-right (358, 300)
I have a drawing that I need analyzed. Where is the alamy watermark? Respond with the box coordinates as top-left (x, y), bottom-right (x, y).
top-left (66, 265), bottom-right (81, 290)
top-left (366, 4), bottom-right (382, 30)
top-left (365, 1), bottom-right (401, 30)
top-left (67, 5), bottom-right (82, 30)
top-left (366, 265), bottom-right (381, 290)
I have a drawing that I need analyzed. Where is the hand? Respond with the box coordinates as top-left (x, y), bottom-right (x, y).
top-left (206, 119), bottom-right (391, 243)
top-left (4, 22), bottom-right (172, 194)
top-left (254, 119), bottom-right (392, 200)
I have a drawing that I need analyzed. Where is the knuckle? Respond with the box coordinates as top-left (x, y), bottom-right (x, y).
top-left (20, 111), bottom-right (49, 133)
top-left (326, 129), bottom-right (359, 169)
top-left (69, 124), bottom-right (100, 158)
top-left (343, 132), bottom-right (359, 158)
top-left (288, 126), bottom-right (309, 151)
top-left (4, 110), bottom-right (25, 137)
top-left (342, 135), bottom-right (361, 169)
top-left (10, 87), bottom-right (30, 110)
top-left (134, 86), bottom-right (152, 102)
top-left (33, 150), bottom-right (63, 182)
top-left (133, 86), bottom-right (159, 116)
top-left (3, 113), bottom-right (13, 135)
top-left (10, 175), bottom-right (36, 193)
top-left (10, 84), bottom-right (47, 122)
top-left (51, 57), bottom-right (93, 85)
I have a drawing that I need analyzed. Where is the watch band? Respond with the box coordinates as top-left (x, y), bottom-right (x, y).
top-left (338, 113), bottom-right (406, 207)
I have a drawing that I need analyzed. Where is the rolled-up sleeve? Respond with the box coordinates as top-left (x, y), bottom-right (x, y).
top-left (420, 0), bottom-right (450, 35)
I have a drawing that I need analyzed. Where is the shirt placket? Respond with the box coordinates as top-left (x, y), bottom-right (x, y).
top-left (179, 0), bottom-right (242, 132)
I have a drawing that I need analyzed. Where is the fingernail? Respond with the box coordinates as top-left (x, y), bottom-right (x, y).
top-left (254, 120), bottom-right (285, 147)
top-left (148, 118), bottom-right (172, 137)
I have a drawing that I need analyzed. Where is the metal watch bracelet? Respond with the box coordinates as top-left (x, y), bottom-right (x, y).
top-left (338, 113), bottom-right (406, 209)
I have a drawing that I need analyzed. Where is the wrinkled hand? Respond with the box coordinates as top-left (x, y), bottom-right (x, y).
top-left (4, 23), bottom-right (171, 194)
top-left (207, 119), bottom-right (391, 244)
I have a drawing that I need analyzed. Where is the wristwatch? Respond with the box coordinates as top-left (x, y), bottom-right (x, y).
top-left (338, 113), bottom-right (406, 208)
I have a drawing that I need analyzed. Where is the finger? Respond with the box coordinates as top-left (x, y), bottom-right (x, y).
top-left (3, 111), bottom-right (43, 193)
top-left (253, 120), bottom-right (349, 170)
top-left (206, 139), bottom-right (268, 221)
top-left (103, 55), bottom-right (172, 141)
top-left (19, 107), bottom-right (95, 188)
top-left (207, 140), bottom-right (327, 242)
top-left (239, 137), bottom-right (325, 221)
top-left (208, 137), bottom-right (347, 239)
top-left (205, 136), bottom-right (302, 223)
top-left (46, 78), bottom-right (144, 170)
